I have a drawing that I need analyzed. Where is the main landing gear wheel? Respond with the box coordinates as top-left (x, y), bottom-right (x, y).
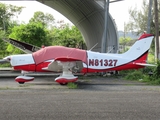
top-left (60, 82), bottom-right (68, 85)
top-left (18, 82), bottom-right (25, 84)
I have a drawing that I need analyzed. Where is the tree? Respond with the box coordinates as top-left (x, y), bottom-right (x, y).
top-left (126, 0), bottom-right (160, 34)
top-left (119, 37), bottom-right (132, 53)
top-left (0, 30), bottom-right (8, 58)
top-left (10, 22), bottom-right (50, 46)
top-left (0, 2), bottom-right (24, 56)
top-left (0, 2), bottom-right (24, 33)
top-left (29, 11), bottom-right (55, 28)
top-left (125, 0), bottom-right (159, 54)
top-left (8, 22), bottom-right (51, 54)
top-left (50, 23), bottom-right (86, 49)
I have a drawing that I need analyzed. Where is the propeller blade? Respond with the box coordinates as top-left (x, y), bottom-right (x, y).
top-left (0, 56), bottom-right (11, 64)
top-left (0, 59), bottom-right (9, 63)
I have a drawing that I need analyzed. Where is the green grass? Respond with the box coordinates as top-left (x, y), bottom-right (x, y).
top-left (19, 84), bottom-right (31, 87)
top-left (140, 75), bottom-right (160, 85)
top-left (67, 82), bottom-right (78, 89)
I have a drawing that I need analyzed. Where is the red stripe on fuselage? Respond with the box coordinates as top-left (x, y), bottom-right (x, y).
top-left (14, 64), bottom-right (36, 71)
top-left (35, 62), bottom-right (51, 72)
top-left (108, 51), bottom-right (148, 71)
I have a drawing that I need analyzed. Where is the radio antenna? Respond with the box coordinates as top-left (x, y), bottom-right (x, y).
top-left (89, 43), bottom-right (98, 51)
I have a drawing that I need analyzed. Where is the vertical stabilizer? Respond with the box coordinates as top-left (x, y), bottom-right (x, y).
top-left (121, 33), bottom-right (154, 61)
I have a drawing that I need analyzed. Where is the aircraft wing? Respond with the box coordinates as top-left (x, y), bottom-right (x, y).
top-left (42, 60), bottom-right (62, 72)
top-left (42, 57), bottom-right (83, 72)
top-left (2, 38), bottom-right (41, 53)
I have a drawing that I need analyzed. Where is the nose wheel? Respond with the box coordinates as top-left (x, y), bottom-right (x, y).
top-left (15, 70), bottom-right (34, 84)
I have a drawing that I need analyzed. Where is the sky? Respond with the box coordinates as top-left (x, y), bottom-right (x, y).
top-left (0, 0), bottom-right (147, 31)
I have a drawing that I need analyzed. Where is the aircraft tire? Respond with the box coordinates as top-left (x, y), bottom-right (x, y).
top-left (60, 83), bottom-right (68, 85)
top-left (19, 82), bottom-right (25, 84)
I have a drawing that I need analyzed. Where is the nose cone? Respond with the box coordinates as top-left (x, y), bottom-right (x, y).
top-left (3, 56), bottom-right (11, 62)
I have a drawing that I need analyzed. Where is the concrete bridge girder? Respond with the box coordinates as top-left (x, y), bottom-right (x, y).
top-left (37, 0), bottom-right (118, 53)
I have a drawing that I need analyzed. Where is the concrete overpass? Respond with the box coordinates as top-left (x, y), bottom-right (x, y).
top-left (37, 0), bottom-right (118, 53)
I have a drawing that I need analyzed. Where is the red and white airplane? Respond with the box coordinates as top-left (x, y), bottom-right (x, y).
top-left (2, 33), bottom-right (154, 85)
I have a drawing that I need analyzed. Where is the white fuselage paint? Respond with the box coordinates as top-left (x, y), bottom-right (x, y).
top-left (10, 54), bottom-right (35, 66)
top-left (86, 36), bottom-right (154, 70)
top-left (86, 51), bottom-right (128, 70)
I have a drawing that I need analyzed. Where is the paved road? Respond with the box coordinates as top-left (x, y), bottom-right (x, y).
top-left (0, 76), bottom-right (160, 120)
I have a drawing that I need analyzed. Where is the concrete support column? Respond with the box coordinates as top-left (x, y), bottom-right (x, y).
top-left (101, 0), bottom-right (109, 53)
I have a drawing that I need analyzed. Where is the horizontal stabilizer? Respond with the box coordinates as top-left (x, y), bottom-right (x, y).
top-left (135, 63), bottom-right (156, 67)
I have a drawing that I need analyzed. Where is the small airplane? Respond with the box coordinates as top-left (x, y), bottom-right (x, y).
top-left (1, 33), bottom-right (155, 85)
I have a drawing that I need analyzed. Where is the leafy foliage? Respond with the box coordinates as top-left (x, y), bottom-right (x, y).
top-left (0, 30), bottom-right (9, 58)
top-left (29, 11), bottom-right (55, 28)
top-left (126, 0), bottom-right (151, 34)
top-left (0, 2), bottom-right (24, 33)
top-left (8, 22), bottom-right (51, 54)
top-left (10, 22), bottom-right (50, 46)
top-left (0, 63), bottom-right (11, 67)
top-left (124, 70), bottom-right (144, 81)
top-left (125, 0), bottom-right (159, 54)
top-left (0, 2), bottom-right (85, 56)
top-left (119, 37), bottom-right (132, 53)
top-left (122, 60), bottom-right (160, 85)
top-left (0, 2), bottom-right (24, 56)
top-left (50, 24), bottom-right (86, 49)
top-left (152, 60), bottom-right (160, 79)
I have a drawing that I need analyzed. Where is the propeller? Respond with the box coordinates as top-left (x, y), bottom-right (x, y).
top-left (0, 56), bottom-right (11, 63)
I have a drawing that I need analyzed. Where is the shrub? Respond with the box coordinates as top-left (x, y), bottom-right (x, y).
top-left (124, 70), bottom-right (144, 81)
top-left (152, 60), bottom-right (160, 79)
top-left (0, 63), bottom-right (11, 67)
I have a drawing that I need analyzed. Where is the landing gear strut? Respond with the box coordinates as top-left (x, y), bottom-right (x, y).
top-left (55, 61), bottom-right (78, 85)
